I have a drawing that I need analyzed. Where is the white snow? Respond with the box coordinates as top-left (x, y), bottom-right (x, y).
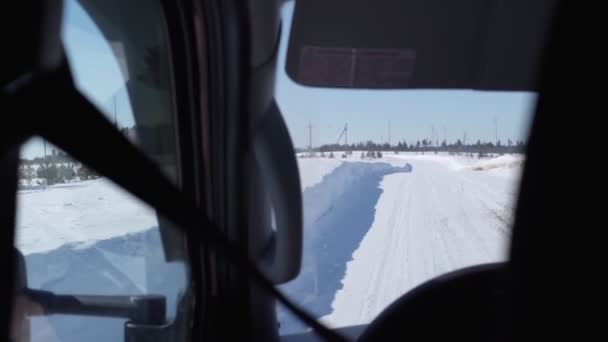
top-left (280, 154), bottom-right (522, 333)
top-left (297, 158), bottom-right (344, 190)
top-left (14, 153), bottom-right (523, 337)
top-left (15, 178), bottom-right (156, 255)
top-left (278, 160), bottom-right (412, 333)
top-left (321, 155), bottom-right (520, 327)
top-left (466, 154), bottom-right (524, 171)
top-left (14, 178), bottom-right (186, 342)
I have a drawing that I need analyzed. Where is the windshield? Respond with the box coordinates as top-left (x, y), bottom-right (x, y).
top-left (276, 1), bottom-right (535, 334)
top-left (12, 1), bottom-right (188, 341)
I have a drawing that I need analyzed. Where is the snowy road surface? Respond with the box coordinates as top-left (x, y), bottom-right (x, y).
top-left (322, 155), bottom-right (518, 327)
top-left (281, 153), bottom-right (521, 333)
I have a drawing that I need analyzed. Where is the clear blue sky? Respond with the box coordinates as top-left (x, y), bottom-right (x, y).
top-left (22, 0), bottom-right (536, 159)
top-left (22, 0), bottom-right (133, 159)
top-left (275, 2), bottom-right (536, 149)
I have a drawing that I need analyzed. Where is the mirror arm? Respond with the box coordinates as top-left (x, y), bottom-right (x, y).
top-left (22, 288), bottom-right (166, 325)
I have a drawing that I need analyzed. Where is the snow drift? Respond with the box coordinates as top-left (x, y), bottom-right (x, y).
top-left (468, 154), bottom-right (524, 171)
top-left (278, 162), bottom-right (412, 334)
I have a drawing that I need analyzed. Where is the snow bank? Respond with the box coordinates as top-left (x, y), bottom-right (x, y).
top-left (389, 153), bottom-right (524, 174)
top-left (297, 158), bottom-right (344, 190)
top-left (278, 161), bottom-right (412, 334)
top-left (467, 154), bottom-right (524, 171)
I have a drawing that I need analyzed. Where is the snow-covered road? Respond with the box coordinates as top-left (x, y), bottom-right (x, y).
top-left (279, 153), bottom-right (522, 333)
top-left (323, 156), bottom-right (519, 326)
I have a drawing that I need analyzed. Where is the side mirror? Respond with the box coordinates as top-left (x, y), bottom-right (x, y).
top-left (12, 248), bottom-right (177, 342)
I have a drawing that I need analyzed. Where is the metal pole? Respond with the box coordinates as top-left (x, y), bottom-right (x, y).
top-left (494, 117), bottom-right (498, 145)
top-left (308, 121), bottom-right (312, 154)
top-left (345, 123), bottom-right (348, 146)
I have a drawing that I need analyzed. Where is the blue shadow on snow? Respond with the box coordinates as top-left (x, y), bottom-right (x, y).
top-left (278, 161), bottom-right (412, 334)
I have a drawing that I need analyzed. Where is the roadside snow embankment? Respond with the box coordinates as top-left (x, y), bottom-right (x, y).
top-left (468, 154), bottom-right (524, 171)
top-left (297, 158), bottom-right (344, 190)
top-left (278, 161), bottom-right (412, 334)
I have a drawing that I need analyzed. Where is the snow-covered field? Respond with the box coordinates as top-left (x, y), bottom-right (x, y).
top-left (16, 178), bottom-right (156, 254)
top-left (14, 152), bottom-right (523, 339)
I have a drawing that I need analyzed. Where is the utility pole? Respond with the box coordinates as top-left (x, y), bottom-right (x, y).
top-left (336, 123), bottom-right (349, 155)
top-left (307, 121), bottom-right (313, 154)
top-left (345, 123), bottom-right (348, 146)
top-left (435, 128), bottom-right (439, 147)
top-left (494, 116), bottom-right (498, 145)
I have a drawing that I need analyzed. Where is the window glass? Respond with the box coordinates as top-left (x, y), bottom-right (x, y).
top-left (276, 1), bottom-right (536, 334)
top-left (12, 1), bottom-right (187, 341)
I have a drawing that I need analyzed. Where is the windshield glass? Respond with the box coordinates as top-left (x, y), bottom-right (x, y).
top-left (276, 1), bottom-right (535, 334)
top-left (12, 1), bottom-right (188, 341)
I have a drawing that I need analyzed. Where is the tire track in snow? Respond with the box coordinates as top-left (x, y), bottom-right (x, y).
top-left (325, 158), bottom-right (515, 328)
top-left (278, 162), bottom-right (412, 334)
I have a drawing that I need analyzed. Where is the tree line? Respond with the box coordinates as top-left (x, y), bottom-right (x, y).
top-left (18, 149), bottom-right (99, 186)
top-left (297, 138), bottom-right (526, 156)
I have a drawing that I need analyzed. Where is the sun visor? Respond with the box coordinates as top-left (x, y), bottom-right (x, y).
top-left (286, 0), bottom-right (557, 91)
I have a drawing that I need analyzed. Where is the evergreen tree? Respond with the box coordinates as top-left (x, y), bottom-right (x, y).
top-left (77, 165), bottom-right (100, 180)
top-left (38, 164), bottom-right (60, 185)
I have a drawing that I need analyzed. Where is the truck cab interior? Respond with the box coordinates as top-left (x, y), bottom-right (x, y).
top-left (1, 0), bottom-right (589, 341)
